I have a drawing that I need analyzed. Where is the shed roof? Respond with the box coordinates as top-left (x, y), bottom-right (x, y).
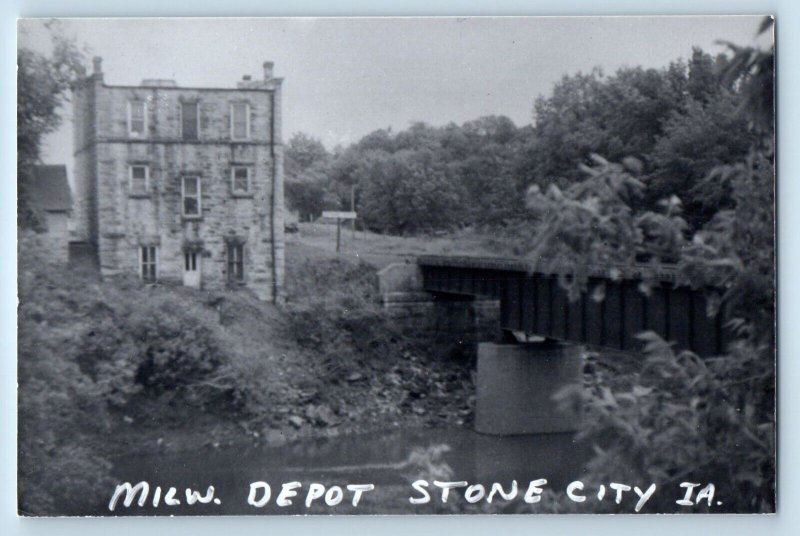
top-left (28, 165), bottom-right (72, 212)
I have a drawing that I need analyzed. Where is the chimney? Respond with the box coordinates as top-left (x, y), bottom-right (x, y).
top-left (92, 56), bottom-right (103, 75)
top-left (263, 61), bottom-right (274, 81)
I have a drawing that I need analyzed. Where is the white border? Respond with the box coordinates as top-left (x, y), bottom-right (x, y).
top-left (4, 3), bottom-right (797, 536)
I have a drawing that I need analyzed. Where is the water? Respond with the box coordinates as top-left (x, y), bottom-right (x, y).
top-left (107, 427), bottom-right (588, 515)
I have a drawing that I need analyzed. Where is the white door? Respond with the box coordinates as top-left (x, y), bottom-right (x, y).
top-left (183, 251), bottom-right (201, 288)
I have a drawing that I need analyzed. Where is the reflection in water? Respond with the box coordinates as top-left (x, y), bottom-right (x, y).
top-left (107, 428), bottom-right (588, 515)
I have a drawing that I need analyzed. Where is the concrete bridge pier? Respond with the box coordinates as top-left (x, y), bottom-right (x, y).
top-left (475, 340), bottom-right (583, 435)
top-left (376, 262), bottom-right (584, 435)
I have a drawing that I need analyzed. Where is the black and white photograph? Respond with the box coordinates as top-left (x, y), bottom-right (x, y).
top-left (16, 15), bottom-right (775, 516)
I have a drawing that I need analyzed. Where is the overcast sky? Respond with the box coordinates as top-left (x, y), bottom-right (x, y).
top-left (19, 16), bottom-right (770, 173)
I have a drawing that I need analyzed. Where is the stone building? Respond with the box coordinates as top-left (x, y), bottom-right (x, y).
top-left (71, 57), bottom-right (285, 301)
top-left (28, 164), bottom-right (73, 263)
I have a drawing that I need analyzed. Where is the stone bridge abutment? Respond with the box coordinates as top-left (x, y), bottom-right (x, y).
top-left (378, 261), bottom-right (583, 435)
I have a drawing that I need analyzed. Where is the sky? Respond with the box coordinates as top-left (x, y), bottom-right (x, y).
top-left (18, 16), bottom-right (771, 175)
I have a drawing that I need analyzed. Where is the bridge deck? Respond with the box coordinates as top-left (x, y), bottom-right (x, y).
top-left (417, 255), bottom-right (727, 357)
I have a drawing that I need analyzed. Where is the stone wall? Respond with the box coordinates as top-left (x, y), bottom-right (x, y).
top-left (71, 62), bottom-right (284, 301)
top-left (71, 74), bottom-right (99, 245)
top-left (42, 212), bottom-right (71, 264)
top-left (378, 263), bottom-right (501, 361)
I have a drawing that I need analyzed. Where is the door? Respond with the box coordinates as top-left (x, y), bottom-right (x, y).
top-left (183, 251), bottom-right (201, 288)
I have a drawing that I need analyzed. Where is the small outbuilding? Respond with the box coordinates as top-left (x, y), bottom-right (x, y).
top-left (28, 165), bottom-right (73, 263)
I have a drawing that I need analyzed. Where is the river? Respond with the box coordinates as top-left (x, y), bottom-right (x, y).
top-left (108, 427), bottom-right (589, 515)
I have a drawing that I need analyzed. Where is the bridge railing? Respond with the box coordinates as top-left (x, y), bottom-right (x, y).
top-left (417, 254), bottom-right (728, 357)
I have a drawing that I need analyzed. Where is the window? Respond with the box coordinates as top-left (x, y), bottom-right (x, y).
top-left (185, 252), bottom-right (198, 271)
top-left (230, 103), bottom-right (249, 140)
top-left (182, 176), bottom-right (202, 218)
top-left (129, 165), bottom-right (149, 195)
top-left (181, 101), bottom-right (199, 140)
top-left (227, 243), bottom-right (244, 282)
top-left (231, 166), bottom-right (251, 194)
top-left (128, 100), bottom-right (147, 137)
top-left (140, 246), bottom-right (157, 281)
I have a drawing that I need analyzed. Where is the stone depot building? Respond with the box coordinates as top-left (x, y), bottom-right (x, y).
top-left (71, 57), bottom-right (285, 302)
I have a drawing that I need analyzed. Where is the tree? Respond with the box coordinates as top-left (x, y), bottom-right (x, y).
top-left (284, 132), bottom-right (329, 177)
top-left (358, 149), bottom-right (466, 234)
top-left (686, 47), bottom-right (720, 103)
top-left (521, 47), bottom-right (755, 231)
top-left (521, 19), bottom-right (775, 512)
top-left (647, 92), bottom-right (756, 228)
top-left (326, 118), bottom-right (527, 233)
top-left (18, 22), bottom-right (86, 229)
top-left (283, 133), bottom-right (337, 221)
top-left (285, 164), bottom-right (339, 222)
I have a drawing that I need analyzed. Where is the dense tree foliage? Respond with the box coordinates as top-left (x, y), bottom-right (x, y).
top-left (286, 45), bottom-right (756, 235)
top-left (306, 117), bottom-right (530, 234)
top-left (523, 19), bottom-right (774, 512)
top-left (523, 48), bottom-right (755, 230)
top-left (17, 23), bottom-right (85, 229)
top-left (284, 133), bottom-right (339, 221)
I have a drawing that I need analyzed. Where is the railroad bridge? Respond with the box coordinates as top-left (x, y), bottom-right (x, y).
top-left (379, 255), bottom-right (728, 436)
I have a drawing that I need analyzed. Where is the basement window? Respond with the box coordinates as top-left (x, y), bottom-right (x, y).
top-left (227, 243), bottom-right (244, 283)
top-left (140, 245), bottom-right (157, 282)
top-left (128, 100), bottom-right (147, 137)
top-left (230, 103), bottom-right (250, 140)
top-left (231, 166), bottom-right (251, 195)
top-left (182, 176), bottom-right (202, 218)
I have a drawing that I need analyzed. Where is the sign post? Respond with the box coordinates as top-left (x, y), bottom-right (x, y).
top-left (321, 211), bottom-right (357, 253)
top-left (350, 185), bottom-right (356, 241)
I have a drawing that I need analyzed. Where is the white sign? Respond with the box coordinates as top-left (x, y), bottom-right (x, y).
top-left (321, 211), bottom-right (357, 220)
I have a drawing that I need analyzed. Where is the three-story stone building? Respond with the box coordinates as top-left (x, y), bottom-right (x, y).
top-left (71, 57), bottom-right (285, 301)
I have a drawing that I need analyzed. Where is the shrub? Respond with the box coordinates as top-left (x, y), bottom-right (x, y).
top-left (17, 232), bottom-right (292, 513)
top-left (18, 232), bottom-right (113, 514)
top-left (79, 292), bottom-right (231, 408)
top-left (284, 256), bottom-right (402, 382)
top-left (522, 149), bottom-right (774, 512)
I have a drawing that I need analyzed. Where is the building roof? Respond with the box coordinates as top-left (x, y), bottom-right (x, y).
top-left (28, 165), bottom-right (72, 212)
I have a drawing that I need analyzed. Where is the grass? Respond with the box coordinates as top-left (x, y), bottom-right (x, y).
top-left (286, 221), bottom-right (523, 269)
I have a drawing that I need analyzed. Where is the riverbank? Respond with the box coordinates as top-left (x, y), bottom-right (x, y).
top-left (18, 230), bottom-right (481, 514)
top-left (100, 245), bottom-right (477, 456)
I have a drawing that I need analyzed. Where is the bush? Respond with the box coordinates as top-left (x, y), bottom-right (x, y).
top-left (17, 232), bottom-right (291, 512)
top-left (284, 256), bottom-right (400, 382)
top-left (18, 232), bottom-right (113, 514)
top-left (522, 149), bottom-right (774, 512)
top-left (79, 292), bottom-right (231, 407)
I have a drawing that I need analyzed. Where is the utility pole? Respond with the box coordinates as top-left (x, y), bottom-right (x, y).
top-left (350, 185), bottom-right (356, 241)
